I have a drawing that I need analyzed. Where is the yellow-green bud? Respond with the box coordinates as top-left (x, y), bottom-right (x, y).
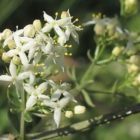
top-left (132, 74), bottom-right (140, 86)
top-left (122, 0), bottom-right (138, 16)
top-left (74, 105), bottom-right (86, 114)
top-left (129, 55), bottom-right (140, 66)
top-left (2, 53), bottom-right (11, 63)
top-left (2, 29), bottom-right (12, 40)
top-left (127, 64), bottom-right (139, 73)
top-left (107, 23), bottom-right (116, 36)
top-left (12, 55), bottom-right (21, 65)
top-left (61, 11), bottom-right (69, 18)
top-left (65, 111), bottom-right (73, 118)
top-left (24, 24), bottom-right (35, 38)
top-left (33, 19), bottom-right (42, 32)
top-left (112, 46), bottom-right (124, 57)
top-left (94, 22), bottom-right (106, 35)
top-left (106, 19), bottom-right (118, 36)
top-left (7, 39), bottom-right (16, 49)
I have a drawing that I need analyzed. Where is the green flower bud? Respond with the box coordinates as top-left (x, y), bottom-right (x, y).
top-left (121, 0), bottom-right (138, 16)
top-left (65, 111), bottom-right (73, 118)
top-left (12, 55), bottom-right (21, 65)
top-left (127, 64), bottom-right (139, 73)
top-left (94, 22), bottom-right (106, 35)
top-left (24, 24), bottom-right (35, 38)
top-left (129, 55), bottom-right (140, 66)
top-left (2, 53), bottom-right (11, 63)
top-left (112, 46), bottom-right (124, 57)
top-left (33, 19), bottom-right (42, 32)
top-left (7, 39), bottom-right (16, 49)
top-left (132, 74), bottom-right (140, 86)
top-left (2, 29), bottom-right (12, 40)
top-left (74, 105), bottom-right (86, 114)
top-left (61, 11), bottom-right (69, 18)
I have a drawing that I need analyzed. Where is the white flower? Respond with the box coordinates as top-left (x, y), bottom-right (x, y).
top-left (61, 10), bottom-right (81, 43)
top-left (24, 82), bottom-right (48, 110)
top-left (5, 33), bottom-right (36, 67)
top-left (42, 11), bottom-right (72, 45)
top-left (44, 45), bottom-right (65, 68)
top-left (42, 83), bottom-right (74, 127)
top-left (0, 61), bottom-right (32, 84)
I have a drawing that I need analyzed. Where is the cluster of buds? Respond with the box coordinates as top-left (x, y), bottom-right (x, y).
top-left (65, 105), bottom-right (86, 118)
top-left (126, 55), bottom-right (140, 86)
top-left (0, 10), bottom-right (82, 127)
top-left (85, 13), bottom-right (126, 40)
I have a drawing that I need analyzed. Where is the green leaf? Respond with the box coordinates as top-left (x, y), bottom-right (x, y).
top-left (82, 90), bottom-right (95, 107)
top-left (24, 112), bottom-right (33, 123)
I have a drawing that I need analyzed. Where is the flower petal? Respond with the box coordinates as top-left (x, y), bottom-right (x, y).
top-left (54, 107), bottom-right (61, 128)
top-left (59, 97), bottom-right (70, 108)
top-left (54, 25), bottom-right (65, 37)
top-left (51, 89), bottom-right (62, 101)
top-left (28, 46), bottom-right (36, 61)
top-left (41, 42), bottom-right (53, 54)
top-left (26, 95), bottom-right (37, 110)
top-left (24, 84), bottom-right (35, 94)
top-left (22, 41), bottom-right (35, 52)
top-left (0, 75), bottom-right (12, 81)
top-left (57, 17), bottom-right (72, 26)
top-left (6, 49), bottom-right (18, 57)
top-left (43, 100), bottom-right (56, 108)
top-left (13, 33), bottom-right (22, 48)
top-left (71, 29), bottom-right (79, 44)
top-left (19, 52), bottom-right (29, 66)
top-left (42, 23), bottom-right (53, 33)
top-left (43, 11), bottom-right (54, 23)
top-left (36, 82), bottom-right (48, 94)
top-left (18, 72), bottom-right (30, 80)
top-left (9, 61), bottom-right (17, 78)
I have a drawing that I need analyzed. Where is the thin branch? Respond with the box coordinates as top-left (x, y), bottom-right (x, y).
top-left (27, 103), bottom-right (140, 140)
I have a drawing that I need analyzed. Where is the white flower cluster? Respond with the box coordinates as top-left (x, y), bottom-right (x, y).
top-left (0, 10), bottom-right (81, 127)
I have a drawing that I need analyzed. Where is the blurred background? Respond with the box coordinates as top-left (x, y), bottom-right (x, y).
top-left (1, 0), bottom-right (140, 140)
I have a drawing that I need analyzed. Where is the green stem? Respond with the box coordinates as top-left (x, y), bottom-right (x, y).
top-left (80, 61), bottom-right (95, 86)
top-left (16, 82), bottom-right (25, 140)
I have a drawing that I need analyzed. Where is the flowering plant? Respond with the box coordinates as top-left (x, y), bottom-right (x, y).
top-left (0, 0), bottom-right (140, 139)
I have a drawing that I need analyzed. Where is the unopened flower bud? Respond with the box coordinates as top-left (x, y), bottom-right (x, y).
top-left (33, 19), bottom-right (42, 32)
top-left (12, 55), bottom-right (21, 65)
top-left (94, 22), bottom-right (106, 35)
top-left (24, 24), bottom-right (35, 38)
top-left (65, 111), bottom-right (73, 118)
top-left (74, 105), bottom-right (86, 114)
top-left (61, 11), bottom-right (70, 18)
top-left (132, 74), bottom-right (140, 86)
top-left (2, 29), bottom-right (12, 40)
top-left (127, 64), bottom-right (139, 73)
top-left (7, 39), bottom-right (16, 49)
top-left (106, 20), bottom-right (118, 36)
top-left (2, 53), bottom-right (11, 63)
top-left (123, 0), bottom-right (138, 16)
top-left (112, 46), bottom-right (124, 57)
top-left (129, 55), bottom-right (140, 66)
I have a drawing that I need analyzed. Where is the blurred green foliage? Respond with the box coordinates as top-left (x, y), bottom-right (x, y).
top-left (0, 0), bottom-right (140, 140)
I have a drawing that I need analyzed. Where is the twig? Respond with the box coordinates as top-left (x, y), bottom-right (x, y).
top-left (27, 103), bottom-right (140, 140)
